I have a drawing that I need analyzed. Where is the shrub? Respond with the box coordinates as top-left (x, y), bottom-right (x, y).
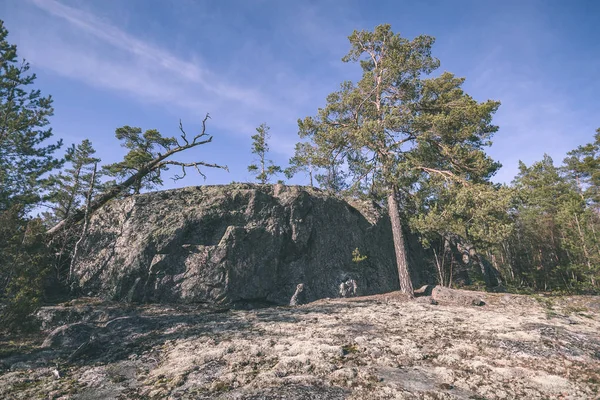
top-left (0, 206), bottom-right (50, 331)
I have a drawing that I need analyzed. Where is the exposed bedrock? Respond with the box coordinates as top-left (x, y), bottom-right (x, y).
top-left (74, 184), bottom-right (422, 306)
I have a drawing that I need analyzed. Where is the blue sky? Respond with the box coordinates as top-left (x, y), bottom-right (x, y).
top-left (1, 0), bottom-right (599, 188)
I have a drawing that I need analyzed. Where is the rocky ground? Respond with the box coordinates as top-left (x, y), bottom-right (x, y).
top-left (1, 289), bottom-right (599, 399)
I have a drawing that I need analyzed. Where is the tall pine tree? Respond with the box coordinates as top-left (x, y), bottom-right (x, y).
top-left (298, 25), bottom-right (500, 296)
top-left (0, 20), bottom-right (60, 329)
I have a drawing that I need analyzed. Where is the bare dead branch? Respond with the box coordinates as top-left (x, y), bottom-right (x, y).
top-left (179, 119), bottom-right (189, 146)
top-left (48, 117), bottom-right (228, 236)
top-left (193, 113), bottom-right (211, 144)
top-left (160, 160), bottom-right (228, 181)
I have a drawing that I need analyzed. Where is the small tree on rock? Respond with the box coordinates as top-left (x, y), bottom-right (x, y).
top-left (103, 126), bottom-right (176, 195)
top-left (42, 140), bottom-right (101, 283)
top-left (43, 139), bottom-right (101, 224)
top-left (285, 142), bottom-right (318, 187)
top-left (248, 123), bottom-right (281, 184)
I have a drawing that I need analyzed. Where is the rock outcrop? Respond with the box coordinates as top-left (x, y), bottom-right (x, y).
top-left (73, 184), bottom-right (404, 305)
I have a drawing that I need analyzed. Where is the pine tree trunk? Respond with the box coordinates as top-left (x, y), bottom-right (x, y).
top-left (387, 187), bottom-right (414, 297)
top-left (260, 151), bottom-right (266, 184)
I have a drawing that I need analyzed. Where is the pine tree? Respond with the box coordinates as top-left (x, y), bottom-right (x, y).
top-left (248, 123), bottom-right (281, 184)
top-left (411, 180), bottom-right (514, 288)
top-left (285, 142), bottom-right (317, 187)
top-left (508, 154), bottom-right (600, 290)
top-left (0, 20), bottom-right (62, 211)
top-left (297, 25), bottom-right (500, 296)
top-left (563, 128), bottom-right (600, 207)
top-left (0, 206), bottom-right (50, 330)
top-left (103, 126), bottom-right (176, 195)
top-left (0, 20), bottom-right (62, 330)
top-left (285, 134), bottom-right (349, 192)
top-left (44, 139), bottom-right (100, 225)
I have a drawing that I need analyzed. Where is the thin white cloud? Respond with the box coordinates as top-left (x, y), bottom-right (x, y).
top-left (26, 0), bottom-right (279, 125)
top-left (13, 0), bottom-right (368, 164)
top-left (30, 0), bottom-right (204, 81)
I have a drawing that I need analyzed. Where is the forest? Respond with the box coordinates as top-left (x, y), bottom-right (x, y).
top-left (1, 20), bottom-right (599, 332)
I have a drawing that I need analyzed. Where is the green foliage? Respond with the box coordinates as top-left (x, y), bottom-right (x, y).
top-left (296, 24), bottom-right (502, 294)
top-left (0, 20), bottom-right (62, 211)
top-left (562, 128), bottom-right (600, 206)
top-left (352, 248), bottom-right (367, 263)
top-left (43, 139), bottom-right (101, 225)
top-left (499, 149), bottom-right (600, 291)
top-left (341, 344), bottom-right (359, 355)
top-left (40, 140), bottom-right (101, 285)
top-left (412, 182), bottom-right (515, 249)
top-left (248, 123), bottom-right (281, 184)
top-left (297, 25), bottom-right (500, 193)
top-left (285, 142), bottom-right (317, 187)
top-left (285, 138), bottom-right (349, 192)
top-left (0, 21), bottom-right (61, 331)
top-left (103, 126), bottom-right (176, 194)
top-left (0, 206), bottom-right (50, 331)
top-left (410, 179), bottom-right (514, 287)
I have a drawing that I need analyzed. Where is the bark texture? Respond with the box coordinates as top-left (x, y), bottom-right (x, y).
top-left (387, 189), bottom-right (414, 297)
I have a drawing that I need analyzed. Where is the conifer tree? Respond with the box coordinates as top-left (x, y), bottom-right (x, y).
top-left (103, 126), bottom-right (176, 195)
top-left (49, 115), bottom-right (227, 235)
top-left (248, 123), bottom-right (281, 184)
top-left (562, 128), bottom-right (600, 207)
top-left (0, 20), bottom-right (62, 211)
top-left (508, 154), bottom-right (600, 289)
top-left (44, 139), bottom-right (100, 224)
top-left (411, 180), bottom-right (514, 287)
top-left (0, 20), bottom-right (61, 329)
top-left (297, 25), bottom-right (500, 296)
top-left (0, 206), bottom-right (50, 330)
top-left (285, 142), bottom-right (317, 187)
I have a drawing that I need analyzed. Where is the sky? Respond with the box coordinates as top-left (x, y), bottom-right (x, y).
top-left (1, 0), bottom-right (599, 188)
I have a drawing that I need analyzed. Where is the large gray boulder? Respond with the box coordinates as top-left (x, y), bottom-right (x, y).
top-left (73, 184), bottom-right (402, 305)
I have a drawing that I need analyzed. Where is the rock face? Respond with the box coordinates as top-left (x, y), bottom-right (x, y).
top-left (74, 184), bottom-right (402, 305)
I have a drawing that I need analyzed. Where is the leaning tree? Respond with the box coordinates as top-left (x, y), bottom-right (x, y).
top-left (48, 114), bottom-right (227, 235)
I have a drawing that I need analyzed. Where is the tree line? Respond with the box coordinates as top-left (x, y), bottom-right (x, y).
top-left (0, 20), bottom-right (598, 330)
